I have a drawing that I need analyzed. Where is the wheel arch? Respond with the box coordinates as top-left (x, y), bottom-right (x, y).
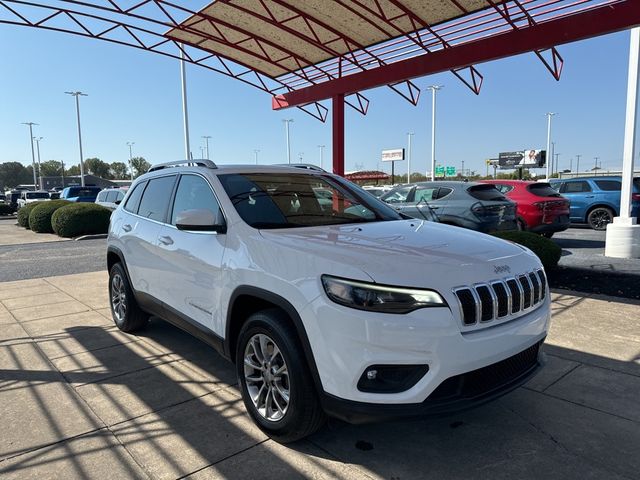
top-left (225, 286), bottom-right (324, 395)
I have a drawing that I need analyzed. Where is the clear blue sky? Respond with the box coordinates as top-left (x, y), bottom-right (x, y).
top-left (0, 22), bottom-right (634, 177)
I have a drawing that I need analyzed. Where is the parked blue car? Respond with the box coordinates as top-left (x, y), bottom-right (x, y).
top-left (549, 176), bottom-right (640, 230)
top-left (60, 186), bottom-right (102, 203)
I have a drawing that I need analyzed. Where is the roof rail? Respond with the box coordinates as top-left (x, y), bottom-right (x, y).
top-left (147, 159), bottom-right (217, 173)
top-left (273, 163), bottom-right (326, 172)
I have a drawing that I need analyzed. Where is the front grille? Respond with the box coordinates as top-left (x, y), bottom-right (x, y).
top-left (428, 341), bottom-right (542, 401)
top-left (454, 269), bottom-right (546, 327)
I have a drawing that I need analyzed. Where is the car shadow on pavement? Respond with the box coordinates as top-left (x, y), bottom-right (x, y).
top-left (1, 311), bottom-right (640, 479)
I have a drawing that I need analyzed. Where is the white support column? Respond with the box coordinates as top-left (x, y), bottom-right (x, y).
top-left (605, 27), bottom-right (640, 258)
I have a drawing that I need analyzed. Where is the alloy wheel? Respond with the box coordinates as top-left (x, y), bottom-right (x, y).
top-left (243, 333), bottom-right (290, 422)
top-left (111, 273), bottom-right (127, 322)
top-left (589, 209), bottom-right (612, 230)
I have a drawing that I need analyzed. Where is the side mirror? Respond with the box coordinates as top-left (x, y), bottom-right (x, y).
top-left (175, 209), bottom-right (226, 233)
top-left (114, 200), bottom-right (122, 205)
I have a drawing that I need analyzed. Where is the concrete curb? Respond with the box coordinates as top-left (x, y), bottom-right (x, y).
top-left (74, 234), bottom-right (108, 241)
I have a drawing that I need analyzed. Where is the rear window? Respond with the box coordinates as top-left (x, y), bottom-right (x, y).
top-left (526, 183), bottom-right (562, 198)
top-left (27, 192), bottom-right (50, 199)
top-left (467, 185), bottom-right (507, 201)
top-left (594, 180), bottom-right (621, 191)
top-left (562, 181), bottom-right (591, 193)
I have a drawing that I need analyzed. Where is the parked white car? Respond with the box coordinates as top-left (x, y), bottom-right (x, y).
top-left (107, 160), bottom-right (550, 442)
top-left (95, 187), bottom-right (127, 210)
top-left (17, 190), bottom-right (51, 208)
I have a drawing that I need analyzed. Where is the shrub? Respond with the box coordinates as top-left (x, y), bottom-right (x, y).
top-left (0, 204), bottom-right (14, 216)
top-left (17, 202), bottom-right (45, 229)
top-left (51, 203), bottom-right (111, 238)
top-left (492, 230), bottom-right (562, 270)
top-left (29, 200), bottom-right (72, 233)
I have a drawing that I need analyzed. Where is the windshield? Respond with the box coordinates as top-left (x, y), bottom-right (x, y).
top-left (218, 173), bottom-right (402, 229)
top-left (27, 192), bottom-right (50, 199)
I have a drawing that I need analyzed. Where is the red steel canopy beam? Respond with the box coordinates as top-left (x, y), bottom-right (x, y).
top-left (273, 0), bottom-right (640, 109)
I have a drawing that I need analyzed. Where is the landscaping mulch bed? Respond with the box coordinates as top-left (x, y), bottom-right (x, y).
top-left (548, 266), bottom-right (640, 300)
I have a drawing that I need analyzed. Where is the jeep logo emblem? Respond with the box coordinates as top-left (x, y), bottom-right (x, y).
top-left (494, 265), bottom-right (511, 274)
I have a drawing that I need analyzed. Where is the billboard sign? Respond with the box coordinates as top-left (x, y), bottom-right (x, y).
top-left (381, 148), bottom-right (405, 162)
top-left (498, 150), bottom-right (546, 169)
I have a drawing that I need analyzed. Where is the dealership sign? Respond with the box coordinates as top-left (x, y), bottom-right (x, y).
top-left (498, 150), bottom-right (546, 169)
top-left (381, 148), bottom-right (405, 162)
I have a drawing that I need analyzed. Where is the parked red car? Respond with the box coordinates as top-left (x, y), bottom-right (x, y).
top-left (480, 180), bottom-right (570, 237)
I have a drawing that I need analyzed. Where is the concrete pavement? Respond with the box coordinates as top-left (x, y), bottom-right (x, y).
top-left (0, 272), bottom-right (638, 479)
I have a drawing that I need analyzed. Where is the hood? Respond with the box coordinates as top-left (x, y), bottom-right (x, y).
top-left (259, 220), bottom-right (540, 289)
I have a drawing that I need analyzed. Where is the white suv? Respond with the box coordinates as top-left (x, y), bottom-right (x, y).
top-left (107, 160), bottom-right (550, 442)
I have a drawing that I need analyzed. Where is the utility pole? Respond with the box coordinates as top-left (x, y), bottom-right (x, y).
top-left (461, 160), bottom-right (465, 178)
top-left (576, 154), bottom-right (582, 176)
top-left (407, 133), bottom-right (414, 184)
top-left (555, 153), bottom-right (560, 175)
top-left (61, 160), bottom-right (65, 188)
top-left (202, 135), bottom-right (212, 160)
top-left (126, 142), bottom-right (135, 181)
top-left (594, 156), bottom-right (600, 175)
top-left (65, 91), bottom-right (87, 187)
top-left (21, 122), bottom-right (38, 188)
top-left (179, 44), bottom-right (191, 160)
top-left (34, 136), bottom-right (43, 189)
top-left (426, 85), bottom-right (443, 181)
top-left (318, 145), bottom-right (325, 170)
top-left (283, 119), bottom-right (294, 164)
top-left (254, 149), bottom-right (260, 165)
top-left (545, 113), bottom-right (556, 178)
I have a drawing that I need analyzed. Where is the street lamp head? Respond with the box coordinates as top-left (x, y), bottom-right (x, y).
top-left (21, 122), bottom-right (38, 126)
top-left (426, 85), bottom-right (444, 91)
top-left (283, 118), bottom-right (294, 123)
top-left (65, 91), bottom-right (88, 96)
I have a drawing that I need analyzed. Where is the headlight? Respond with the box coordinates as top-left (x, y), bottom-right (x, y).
top-left (321, 275), bottom-right (447, 314)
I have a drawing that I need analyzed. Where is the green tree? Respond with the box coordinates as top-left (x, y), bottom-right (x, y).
top-left (84, 158), bottom-right (112, 179)
top-left (110, 162), bottom-right (129, 180)
top-left (0, 162), bottom-right (32, 189)
top-left (40, 160), bottom-right (63, 177)
top-left (67, 165), bottom-right (81, 176)
top-left (130, 157), bottom-right (151, 178)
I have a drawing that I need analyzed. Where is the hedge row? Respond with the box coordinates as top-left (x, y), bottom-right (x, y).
top-left (51, 203), bottom-right (111, 238)
top-left (16, 202), bottom-right (111, 238)
top-left (29, 200), bottom-right (71, 233)
top-left (492, 230), bottom-right (562, 270)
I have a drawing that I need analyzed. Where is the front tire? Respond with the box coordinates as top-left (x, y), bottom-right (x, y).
top-left (587, 207), bottom-right (613, 231)
top-left (109, 262), bottom-right (149, 333)
top-left (236, 309), bottom-right (325, 443)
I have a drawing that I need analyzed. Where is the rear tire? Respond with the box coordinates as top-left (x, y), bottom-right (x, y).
top-left (516, 218), bottom-right (526, 231)
top-left (109, 262), bottom-right (149, 333)
top-left (587, 207), bottom-right (613, 231)
top-left (236, 308), bottom-right (325, 443)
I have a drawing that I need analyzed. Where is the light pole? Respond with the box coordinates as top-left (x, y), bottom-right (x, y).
top-left (426, 85), bottom-right (443, 181)
top-left (34, 136), bottom-right (43, 189)
top-left (61, 160), bottom-right (65, 188)
top-left (283, 119), bottom-right (294, 164)
top-left (65, 91), bottom-right (87, 187)
top-left (545, 112), bottom-right (556, 178)
top-left (555, 153), bottom-right (561, 176)
top-left (576, 154), bottom-right (582, 175)
top-left (21, 122), bottom-right (38, 188)
top-left (407, 133), bottom-right (414, 184)
top-left (298, 152), bottom-right (304, 163)
top-left (461, 160), bottom-right (465, 178)
top-left (254, 149), bottom-right (260, 165)
top-left (318, 145), bottom-right (325, 170)
top-left (594, 156), bottom-right (600, 175)
top-left (179, 44), bottom-right (191, 160)
top-left (200, 146), bottom-right (205, 158)
top-left (202, 135), bottom-right (212, 160)
top-left (126, 141), bottom-right (134, 181)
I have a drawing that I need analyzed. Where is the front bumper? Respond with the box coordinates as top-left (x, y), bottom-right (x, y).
top-left (320, 339), bottom-right (545, 423)
top-left (302, 293), bottom-right (550, 410)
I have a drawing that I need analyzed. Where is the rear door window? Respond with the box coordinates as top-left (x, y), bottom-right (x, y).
top-left (467, 185), bottom-right (507, 201)
top-left (561, 181), bottom-right (591, 193)
top-left (594, 180), bottom-right (621, 191)
top-left (137, 176), bottom-right (177, 222)
top-left (124, 182), bottom-right (146, 214)
top-left (413, 187), bottom-right (437, 203)
top-left (527, 183), bottom-right (562, 197)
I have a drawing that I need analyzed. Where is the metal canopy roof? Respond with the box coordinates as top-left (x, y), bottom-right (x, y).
top-left (166, 0), bottom-right (491, 78)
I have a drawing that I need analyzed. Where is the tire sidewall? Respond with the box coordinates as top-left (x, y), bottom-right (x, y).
top-left (109, 263), bottom-right (131, 330)
top-left (236, 315), bottom-right (308, 435)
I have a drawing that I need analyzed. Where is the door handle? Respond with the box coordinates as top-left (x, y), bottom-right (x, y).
top-left (159, 235), bottom-right (174, 246)
top-left (395, 206), bottom-right (404, 211)
top-left (122, 224), bottom-right (132, 232)
top-left (585, 195), bottom-right (595, 198)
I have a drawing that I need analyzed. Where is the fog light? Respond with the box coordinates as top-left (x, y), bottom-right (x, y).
top-left (357, 364), bottom-right (429, 393)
